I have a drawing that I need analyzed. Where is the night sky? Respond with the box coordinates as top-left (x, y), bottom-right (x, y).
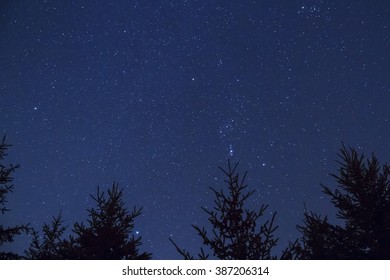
top-left (1, 1), bottom-right (389, 259)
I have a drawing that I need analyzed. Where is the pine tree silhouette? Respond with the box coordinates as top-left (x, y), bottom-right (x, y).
top-left (27, 182), bottom-right (152, 259)
top-left (26, 213), bottom-right (68, 259)
top-left (0, 136), bottom-right (30, 259)
top-left (171, 160), bottom-right (279, 259)
top-left (296, 144), bottom-right (390, 259)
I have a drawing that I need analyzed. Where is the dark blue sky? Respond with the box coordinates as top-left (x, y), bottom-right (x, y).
top-left (1, 0), bottom-right (389, 259)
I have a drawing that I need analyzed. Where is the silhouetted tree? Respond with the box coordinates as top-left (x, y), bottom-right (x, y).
top-left (25, 213), bottom-right (68, 259)
top-left (27, 182), bottom-right (152, 259)
top-left (0, 136), bottom-right (30, 259)
top-left (296, 145), bottom-right (390, 259)
top-left (171, 160), bottom-right (279, 259)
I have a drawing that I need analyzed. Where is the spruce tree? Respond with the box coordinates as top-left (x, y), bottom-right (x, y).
top-left (27, 182), bottom-right (152, 259)
top-left (297, 145), bottom-right (390, 259)
top-left (25, 213), bottom-right (68, 259)
top-left (0, 136), bottom-right (30, 259)
top-left (68, 183), bottom-right (151, 259)
top-left (171, 160), bottom-right (278, 259)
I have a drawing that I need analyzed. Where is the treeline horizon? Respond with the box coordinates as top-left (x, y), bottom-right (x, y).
top-left (1, 135), bottom-right (389, 260)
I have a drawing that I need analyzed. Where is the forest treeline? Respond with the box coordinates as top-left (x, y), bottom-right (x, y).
top-left (1, 135), bottom-right (389, 260)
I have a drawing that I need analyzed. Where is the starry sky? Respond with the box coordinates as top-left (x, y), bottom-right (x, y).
top-left (1, 1), bottom-right (389, 259)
